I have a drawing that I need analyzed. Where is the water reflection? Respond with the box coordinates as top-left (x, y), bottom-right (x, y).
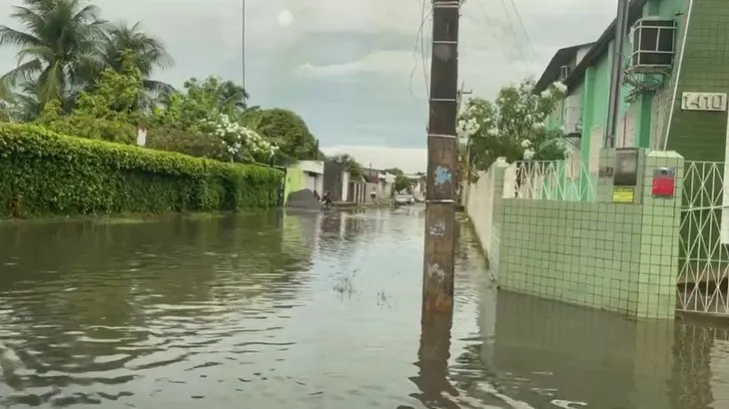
top-left (0, 209), bottom-right (728, 408)
top-left (409, 313), bottom-right (459, 409)
top-left (0, 211), bottom-right (319, 406)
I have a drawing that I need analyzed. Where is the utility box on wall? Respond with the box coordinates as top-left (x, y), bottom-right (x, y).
top-left (652, 167), bottom-right (675, 198)
top-left (612, 149), bottom-right (639, 203)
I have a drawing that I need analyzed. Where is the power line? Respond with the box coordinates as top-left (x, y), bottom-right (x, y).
top-left (241, 0), bottom-right (246, 89)
top-left (410, 0), bottom-right (432, 98)
top-left (505, 0), bottom-right (539, 61)
top-left (497, 0), bottom-right (529, 69)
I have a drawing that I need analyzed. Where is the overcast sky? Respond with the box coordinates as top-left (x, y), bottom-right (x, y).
top-left (0, 0), bottom-right (618, 172)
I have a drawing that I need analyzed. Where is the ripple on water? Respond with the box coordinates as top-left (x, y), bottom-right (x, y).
top-left (1, 210), bottom-right (727, 408)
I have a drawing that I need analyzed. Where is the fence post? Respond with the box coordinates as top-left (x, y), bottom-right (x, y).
top-left (633, 150), bottom-right (683, 319)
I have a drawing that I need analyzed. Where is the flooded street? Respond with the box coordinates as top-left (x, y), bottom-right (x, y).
top-left (0, 208), bottom-right (728, 408)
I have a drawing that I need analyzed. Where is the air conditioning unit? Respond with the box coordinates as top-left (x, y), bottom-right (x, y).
top-left (559, 65), bottom-right (570, 80)
top-left (628, 17), bottom-right (676, 73)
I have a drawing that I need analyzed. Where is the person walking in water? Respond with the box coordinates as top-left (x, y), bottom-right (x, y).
top-left (370, 188), bottom-right (377, 204)
top-left (321, 191), bottom-right (331, 210)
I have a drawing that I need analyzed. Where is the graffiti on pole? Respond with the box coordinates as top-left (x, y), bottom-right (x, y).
top-left (429, 221), bottom-right (445, 236)
top-left (433, 165), bottom-right (452, 186)
top-left (427, 262), bottom-right (446, 284)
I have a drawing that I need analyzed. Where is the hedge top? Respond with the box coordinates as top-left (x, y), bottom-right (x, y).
top-left (0, 123), bottom-right (283, 179)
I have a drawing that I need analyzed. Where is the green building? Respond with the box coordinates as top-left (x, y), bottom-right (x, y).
top-left (532, 0), bottom-right (729, 315)
top-left (536, 0), bottom-right (728, 164)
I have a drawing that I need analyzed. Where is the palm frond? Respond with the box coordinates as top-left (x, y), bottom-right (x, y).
top-left (143, 79), bottom-right (175, 95)
top-left (0, 25), bottom-right (43, 48)
top-left (1, 59), bottom-right (43, 86)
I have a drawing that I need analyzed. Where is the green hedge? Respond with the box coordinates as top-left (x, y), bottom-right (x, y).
top-left (0, 123), bottom-right (283, 218)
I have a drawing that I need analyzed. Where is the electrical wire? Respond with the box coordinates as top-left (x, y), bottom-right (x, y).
top-left (497, 0), bottom-right (530, 71)
top-left (409, 0), bottom-right (432, 98)
top-left (505, 0), bottom-right (539, 62)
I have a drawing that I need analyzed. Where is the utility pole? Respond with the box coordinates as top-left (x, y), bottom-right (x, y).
top-left (422, 0), bottom-right (460, 315)
top-left (605, 0), bottom-right (630, 148)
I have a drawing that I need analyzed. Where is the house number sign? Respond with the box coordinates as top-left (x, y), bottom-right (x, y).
top-left (681, 92), bottom-right (727, 112)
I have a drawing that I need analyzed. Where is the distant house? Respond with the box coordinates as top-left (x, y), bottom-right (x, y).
top-left (403, 173), bottom-right (426, 198)
top-left (297, 160), bottom-right (324, 197)
top-left (323, 161), bottom-right (347, 202)
top-left (283, 160), bottom-right (324, 207)
top-left (362, 168), bottom-right (395, 199)
top-left (363, 171), bottom-right (380, 201)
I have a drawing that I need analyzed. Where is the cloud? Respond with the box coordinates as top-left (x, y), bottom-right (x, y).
top-left (322, 145), bottom-right (427, 173)
top-left (295, 51), bottom-right (414, 78)
top-left (0, 0), bottom-right (621, 150)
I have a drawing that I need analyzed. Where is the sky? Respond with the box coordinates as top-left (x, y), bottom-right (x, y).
top-left (0, 0), bottom-right (619, 173)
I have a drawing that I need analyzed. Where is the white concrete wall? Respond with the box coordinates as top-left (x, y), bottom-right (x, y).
top-left (303, 173), bottom-right (323, 197)
top-left (341, 171), bottom-right (350, 202)
top-left (465, 158), bottom-right (510, 276)
top-left (466, 167), bottom-right (498, 257)
top-left (380, 181), bottom-right (393, 198)
top-left (297, 160), bottom-right (324, 175)
top-left (315, 175), bottom-right (323, 197)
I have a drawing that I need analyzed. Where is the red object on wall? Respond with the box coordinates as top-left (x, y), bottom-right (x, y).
top-left (652, 175), bottom-right (675, 197)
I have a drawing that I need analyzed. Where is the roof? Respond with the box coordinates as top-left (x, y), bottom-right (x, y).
top-left (562, 0), bottom-right (650, 90)
top-left (534, 42), bottom-right (594, 92)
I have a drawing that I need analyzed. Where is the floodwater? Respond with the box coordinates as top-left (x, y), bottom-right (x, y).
top-left (0, 208), bottom-right (728, 408)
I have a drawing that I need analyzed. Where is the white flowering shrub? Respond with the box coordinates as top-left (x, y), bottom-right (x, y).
top-left (202, 113), bottom-right (278, 163)
top-left (458, 78), bottom-right (569, 173)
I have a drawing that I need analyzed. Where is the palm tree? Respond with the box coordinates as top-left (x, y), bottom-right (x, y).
top-left (0, 0), bottom-right (106, 108)
top-left (100, 21), bottom-right (174, 95)
top-left (218, 80), bottom-right (248, 111)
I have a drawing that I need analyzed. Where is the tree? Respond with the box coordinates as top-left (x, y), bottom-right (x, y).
top-left (249, 108), bottom-right (317, 160)
top-left (384, 167), bottom-right (414, 194)
top-left (200, 113), bottom-right (277, 163)
top-left (100, 21), bottom-right (174, 96)
top-left (457, 78), bottom-right (569, 177)
top-left (36, 51), bottom-right (142, 143)
top-left (329, 154), bottom-right (364, 181)
top-left (152, 76), bottom-right (248, 129)
top-left (0, 0), bottom-right (106, 108)
top-left (218, 80), bottom-right (248, 112)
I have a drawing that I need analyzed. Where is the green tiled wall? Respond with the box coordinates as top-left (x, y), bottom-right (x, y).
top-left (495, 150), bottom-right (683, 319)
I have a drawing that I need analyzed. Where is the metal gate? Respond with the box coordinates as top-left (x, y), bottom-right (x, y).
top-left (677, 161), bottom-right (729, 315)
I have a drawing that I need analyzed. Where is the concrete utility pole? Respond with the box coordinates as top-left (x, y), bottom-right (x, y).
top-left (422, 0), bottom-right (460, 315)
top-left (605, 0), bottom-right (630, 148)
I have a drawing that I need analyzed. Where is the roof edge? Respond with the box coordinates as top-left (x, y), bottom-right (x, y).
top-left (562, 0), bottom-right (650, 90)
top-left (534, 41), bottom-right (594, 92)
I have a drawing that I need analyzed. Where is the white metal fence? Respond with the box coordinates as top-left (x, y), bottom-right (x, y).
top-left (677, 161), bottom-right (729, 315)
top-left (508, 159), bottom-right (595, 202)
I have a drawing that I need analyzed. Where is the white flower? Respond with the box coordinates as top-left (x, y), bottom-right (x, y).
top-left (456, 117), bottom-right (480, 138)
top-left (523, 148), bottom-right (534, 160)
top-left (552, 81), bottom-right (567, 93)
top-left (203, 112), bottom-right (278, 162)
top-left (540, 89), bottom-right (551, 99)
top-left (520, 139), bottom-right (531, 148)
